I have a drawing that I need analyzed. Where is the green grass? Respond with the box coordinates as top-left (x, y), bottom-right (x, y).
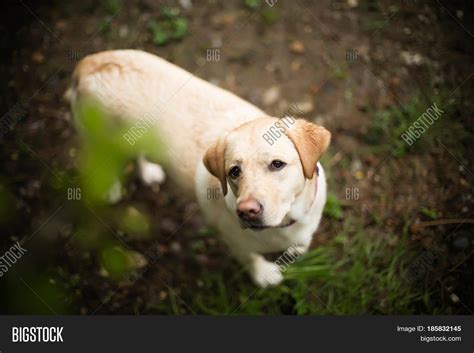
top-left (243, 0), bottom-right (280, 25)
top-left (366, 95), bottom-right (426, 156)
top-left (244, 0), bottom-right (261, 9)
top-left (365, 93), bottom-right (467, 157)
top-left (324, 192), bottom-right (343, 220)
top-left (148, 7), bottom-right (188, 46)
top-left (102, 0), bottom-right (122, 14)
top-left (147, 219), bottom-right (427, 315)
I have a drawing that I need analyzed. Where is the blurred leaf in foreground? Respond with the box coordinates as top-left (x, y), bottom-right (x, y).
top-left (118, 205), bottom-right (151, 239)
top-left (75, 101), bottom-right (165, 204)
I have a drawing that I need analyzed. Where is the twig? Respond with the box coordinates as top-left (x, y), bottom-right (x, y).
top-left (411, 219), bottom-right (474, 233)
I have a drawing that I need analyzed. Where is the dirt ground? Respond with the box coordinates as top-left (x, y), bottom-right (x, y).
top-left (1, 0), bottom-right (473, 314)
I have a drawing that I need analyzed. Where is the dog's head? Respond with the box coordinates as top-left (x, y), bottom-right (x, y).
top-left (203, 117), bottom-right (330, 230)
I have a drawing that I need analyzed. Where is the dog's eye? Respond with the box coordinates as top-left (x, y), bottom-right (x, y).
top-left (270, 160), bottom-right (286, 171)
top-left (229, 166), bottom-right (241, 179)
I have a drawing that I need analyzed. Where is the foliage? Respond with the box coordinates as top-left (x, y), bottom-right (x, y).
top-left (261, 8), bottom-right (280, 25)
top-left (243, 0), bottom-right (280, 25)
top-left (148, 7), bottom-right (188, 46)
top-left (324, 192), bottom-right (343, 220)
top-left (102, 0), bottom-right (122, 14)
top-left (244, 0), bottom-right (261, 9)
top-left (75, 101), bottom-right (163, 204)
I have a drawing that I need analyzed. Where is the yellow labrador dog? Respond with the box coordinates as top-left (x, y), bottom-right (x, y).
top-left (67, 50), bottom-right (330, 287)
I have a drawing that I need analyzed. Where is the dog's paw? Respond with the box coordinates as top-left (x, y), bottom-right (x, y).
top-left (250, 260), bottom-right (283, 288)
top-left (287, 244), bottom-right (308, 258)
top-left (139, 162), bottom-right (166, 186)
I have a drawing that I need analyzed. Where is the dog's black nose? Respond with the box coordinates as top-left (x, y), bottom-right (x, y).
top-left (237, 199), bottom-right (263, 221)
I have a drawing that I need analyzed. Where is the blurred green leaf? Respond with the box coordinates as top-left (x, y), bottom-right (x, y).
top-left (6, 270), bottom-right (71, 314)
top-left (261, 8), bottom-right (280, 24)
top-left (149, 21), bottom-right (170, 45)
top-left (74, 100), bottom-right (165, 204)
top-left (198, 226), bottom-right (217, 236)
top-left (420, 207), bottom-right (438, 219)
top-left (119, 206), bottom-right (150, 238)
top-left (324, 192), bottom-right (343, 220)
top-left (101, 245), bottom-right (129, 278)
top-left (245, 0), bottom-right (261, 9)
top-left (172, 18), bottom-right (188, 39)
top-left (102, 0), bottom-right (122, 14)
top-left (148, 7), bottom-right (188, 46)
top-left (161, 6), bottom-right (179, 19)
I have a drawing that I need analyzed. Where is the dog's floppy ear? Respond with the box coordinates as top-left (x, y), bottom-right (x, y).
top-left (203, 138), bottom-right (228, 196)
top-left (285, 119), bottom-right (331, 179)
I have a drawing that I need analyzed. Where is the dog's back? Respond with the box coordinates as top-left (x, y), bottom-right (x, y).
top-left (67, 50), bottom-right (265, 194)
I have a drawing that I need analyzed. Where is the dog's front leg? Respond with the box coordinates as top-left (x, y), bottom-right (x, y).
top-left (233, 252), bottom-right (284, 288)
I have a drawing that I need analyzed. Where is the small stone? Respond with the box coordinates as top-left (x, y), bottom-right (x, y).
top-left (290, 40), bottom-right (305, 54)
top-left (401, 51), bottom-right (423, 66)
top-left (99, 267), bottom-right (109, 277)
top-left (179, 0), bottom-right (192, 10)
top-left (161, 218), bottom-right (177, 233)
top-left (290, 60), bottom-right (302, 71)
top-left (390, 76), bottom-right (401, 86)
top-left (347, 0), bottom-right (358, 8)
top-left (211, 12), bottom-right (238, 28)
top-left (211, 35), bottom-right (222, 48)
top-left (170, 242), bottom-right (182, 254)
top-left (417, 14), bottom-right (429, 24)
top-left (195, 254), bottom-right (209, 265)
top-left (119, 25), bottom-right (129, 38)
top-left (264, 62), bottom-right (277, 73)
top-left (55, 20), bottom-right (67, 31)
top-left (262, 85), bottom-right (280, 106)
top-left (388, 5), bottom-right (398, 13)
top-left (295, 99), bottom-right (314, 114)
top-left (351, 159), bottom-right (363, 172)
top-left (32, 52), bottom-right (45, 64)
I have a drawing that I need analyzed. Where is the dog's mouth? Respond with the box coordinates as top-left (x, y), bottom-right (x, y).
top-left (241, 219), bottom-right (296, 231)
